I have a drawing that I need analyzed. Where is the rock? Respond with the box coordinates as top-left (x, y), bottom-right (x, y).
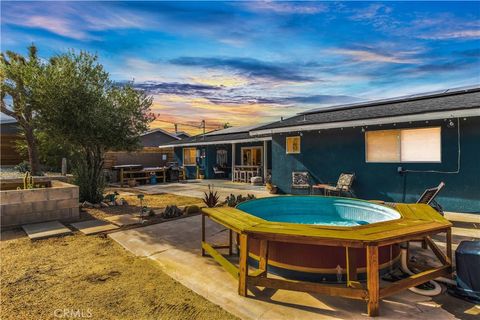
top-left (93, 204), bottom-right (101, 209)
top-left (115, 199), bottom-right (123, 206)
top-left (100, 202), bottom-right (109, 208)
top-left (122, 199), bottom-right (129, 206)
top-left (82, 201), bottom-right (93, 208)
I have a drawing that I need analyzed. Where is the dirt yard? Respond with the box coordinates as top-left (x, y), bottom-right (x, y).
top-left (84, 191), bottom-right (203, 219)
top-left (0, 232), bottom-right (235, 320)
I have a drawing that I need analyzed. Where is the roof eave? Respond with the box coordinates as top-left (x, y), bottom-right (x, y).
top-left (159, 136), bottom-right (272, 148)
top-left (250, 108), bottom-right (480, 136)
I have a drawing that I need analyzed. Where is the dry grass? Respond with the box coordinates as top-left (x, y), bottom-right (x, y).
top-left (0, 232), bottom-right (234, 320)
top-left (86, 192), bottom-right (203, 219)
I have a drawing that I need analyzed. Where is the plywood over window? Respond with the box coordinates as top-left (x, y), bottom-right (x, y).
top-left (286, 136), bottom-right (301, 154)
top-left (183, 147), bottom-right (196, 166)
top-left (366, 127), bottom-right (441, 163)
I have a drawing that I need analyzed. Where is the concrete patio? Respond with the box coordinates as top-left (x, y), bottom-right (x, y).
top-left (109, 213), bottom-right (479, 320)
top-left (131, 179), bottom-right (273, 200)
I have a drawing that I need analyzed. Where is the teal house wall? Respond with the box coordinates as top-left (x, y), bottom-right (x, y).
top-left (174, 141), bottom-right (272, 179)
top-left (271, 117), bottom-right (480, 213)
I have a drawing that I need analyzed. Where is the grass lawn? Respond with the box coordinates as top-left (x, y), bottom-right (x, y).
top-left (0, 232), bottom-right (234, 320)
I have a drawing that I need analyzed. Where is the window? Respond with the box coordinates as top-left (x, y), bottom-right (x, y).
top-left (366, 127), bottom-right (441, 163)
top-left (241, 147), bottom-right (262, 166)
top-left (286, 136), bottom-right (301, 154)
top-left (183, 147), bottom-right (196, 166)
top-left (216, 148), bottom-right (228, 167)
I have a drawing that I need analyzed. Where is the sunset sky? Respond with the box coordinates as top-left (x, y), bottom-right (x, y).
top-left (2, 1), bottom-right (479, 134)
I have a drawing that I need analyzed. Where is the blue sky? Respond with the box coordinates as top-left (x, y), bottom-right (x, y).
top-left (2, 1), bottom-right (479, 133)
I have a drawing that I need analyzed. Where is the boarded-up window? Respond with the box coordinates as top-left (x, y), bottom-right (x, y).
top-left (183, 147), bottom-right (196, 166)
top-left (286, 136), bottom-right (301, 154)
top-left (365, 130), bottom-right (400, 162)
top-left (401, 127), bottom-right (441, 162)
top-left (366, 127), bottom-right (441, 163)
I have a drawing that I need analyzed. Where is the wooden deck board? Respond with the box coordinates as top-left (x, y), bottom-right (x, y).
top-left (203, 203), bottom-right (451, 245)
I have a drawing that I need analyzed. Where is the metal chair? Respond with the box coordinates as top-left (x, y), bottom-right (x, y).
top-left (417, 182), bottom-right (445, 214)
top-left (313, 173), bottom-right (355, 197)
top-left (291, 172), bottom-right (311, 194)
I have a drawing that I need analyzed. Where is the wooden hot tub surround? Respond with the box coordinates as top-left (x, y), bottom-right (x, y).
top-left (200, 202), bottom-right (453, 317)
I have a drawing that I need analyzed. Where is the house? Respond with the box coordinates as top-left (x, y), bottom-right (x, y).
top-left (0, 118), bottom-right (25, 166)
top-left (249, 86), bottom-right (480, 213)
top-left (159, 124), bottom-right (272, 181)
top-left (105, 128), bottom-right (184, 169)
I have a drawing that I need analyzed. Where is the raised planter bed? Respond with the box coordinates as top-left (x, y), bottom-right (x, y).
top-left (1, 180), bottom-right (79, 229)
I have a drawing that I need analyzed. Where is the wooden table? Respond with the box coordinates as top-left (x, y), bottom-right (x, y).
top-left (200, 203), bottom-right (453, 317)
top-left (113, 165), bottom-right (166, 186)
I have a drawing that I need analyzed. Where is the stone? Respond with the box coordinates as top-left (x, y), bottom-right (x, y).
top-left (104, 214), bottom-right (141, 227)
top-left (22, 221), bottom-right (72, 240)
top-left (100, 202), bottom-right (109, 208)
top-left (70, 220), bottom-right (119, 235)
top-left (82, 201), bottom-right (93, 208)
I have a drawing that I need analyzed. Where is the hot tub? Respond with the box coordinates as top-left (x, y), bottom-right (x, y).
top-left (236, 196), bottom-right (402, 282)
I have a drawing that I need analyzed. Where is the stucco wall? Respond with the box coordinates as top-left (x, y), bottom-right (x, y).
top-left (271, 117), bottom-right (480, 213)
top-left (1, 180), bottom-right (79, 228)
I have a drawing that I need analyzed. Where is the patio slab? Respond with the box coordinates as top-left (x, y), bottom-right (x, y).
top-left (132, 179), bottom-right (274, 200)
top-left (70, 219), bottom-right (119, 235)
top-left (109, 215), bottom-right (475, 320)
top-left (104, 214), bottom-right (141, 227)
top-left (22, 221), bottom-right (72, 240)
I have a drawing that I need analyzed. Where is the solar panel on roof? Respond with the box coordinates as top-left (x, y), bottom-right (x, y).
top-left (299, 85), bottom-right (480, 115)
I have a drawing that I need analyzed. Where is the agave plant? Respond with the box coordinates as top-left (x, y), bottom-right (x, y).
top-left (203, 184), bottom-right (219, 208)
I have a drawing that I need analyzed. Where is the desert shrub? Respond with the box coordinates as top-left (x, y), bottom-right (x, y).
top-left (203, 185), bottom-right (219, 208)
top-left (225, 194), bottom-right (256, 207)
top-left (185, 205), bottom-right (200, 214)
top-left (163, 205), bottom-right (183, 219)
top-left (14, 161), bottom-right (31, 173)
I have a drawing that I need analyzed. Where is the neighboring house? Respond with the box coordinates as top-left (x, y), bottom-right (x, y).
top-left (174, 131), bottom-right (191, 139)
top-left (159, 124), bottom-right (272, 181)
top-left (250, 86), bottom-right (480, 213)
top-left (105, 128), bottom-right (182, 169)
top-left (0, 118), bottom-right (25, 166)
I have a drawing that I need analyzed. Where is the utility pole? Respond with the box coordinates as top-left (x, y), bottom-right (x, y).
top-left (201, 120), bottom-right (205, 138)
top-left (174, 123), bottom-right (178, 134)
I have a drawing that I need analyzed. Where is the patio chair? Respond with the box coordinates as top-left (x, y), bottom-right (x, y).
top-left (291, 172), bottom-right (311, 194)
top-left (417, 182), bottom-right (445, 214)
top-left (312, 173), bottom-right (355, 197)
top-left (213, 165), bottom-right (226, 179)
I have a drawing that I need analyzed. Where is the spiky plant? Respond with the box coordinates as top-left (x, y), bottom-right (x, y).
top-left (203, 184), bottom-right (219, 208)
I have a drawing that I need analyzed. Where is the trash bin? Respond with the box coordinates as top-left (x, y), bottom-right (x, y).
top-left (150, 173), bottom-right (157, 185)
top-left (454, 240), bottom-right (480, 302)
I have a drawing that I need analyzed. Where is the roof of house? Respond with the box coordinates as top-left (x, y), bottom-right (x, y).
top-left (174, 131), bottom-right (191, 138)
top-left (141, 128), bottom-right (181, 140)
top-left (159, 124), bottom-right (271, 148)
top-left (251, 85), bottom-right (480, 135)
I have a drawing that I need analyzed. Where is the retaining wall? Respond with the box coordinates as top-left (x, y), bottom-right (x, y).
top-left (1, 180), bottom-right (79, 228)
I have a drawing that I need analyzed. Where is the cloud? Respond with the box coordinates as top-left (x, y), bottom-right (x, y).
top-left (330, 48), bottom-right (420, 64)
top-left (243, 1), bottom-right (327, 14)
top-left (281, 94), bottom-right (362, 105)
top-left (418, 29), bottom-right (480, 40)
top-left (134, 82), bottom-right (222, 95)
top-left (1, 2), bottom-right (148, 40)
top-left (350, 3), bottom-right (392, 21)
top-left (170, 57), bottom-right (316, 82)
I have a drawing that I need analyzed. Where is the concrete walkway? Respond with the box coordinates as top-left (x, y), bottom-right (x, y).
top-left (109, 215), bottom-right (476, 320)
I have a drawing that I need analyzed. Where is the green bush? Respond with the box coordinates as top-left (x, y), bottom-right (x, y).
top-left (185, 205), bottom-right (200, 214)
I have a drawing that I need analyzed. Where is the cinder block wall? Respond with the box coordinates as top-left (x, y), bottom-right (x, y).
top-left (1, 180), bottom-right (79, 228)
